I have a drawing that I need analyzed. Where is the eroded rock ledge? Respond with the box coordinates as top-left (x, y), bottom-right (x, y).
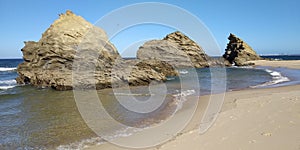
top-left (137, 31), bottom-right (210, 68)
top-left (16, 10), bottom-right (177, 90)
top-left (223, 33), bottom-right (262, 66)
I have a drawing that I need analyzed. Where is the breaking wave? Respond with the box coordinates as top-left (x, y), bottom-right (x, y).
top-left (0, 67), bottom-right (16, 72)
top-left (251, 69), bottom-right (290, 88)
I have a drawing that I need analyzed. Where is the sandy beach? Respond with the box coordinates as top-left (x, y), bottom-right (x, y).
top-left (249, 60), bottom-right (300, 69)
top-left (86, 60), bottom-right (300, 150)
top-left (1, 1), bottom-right (299, 148)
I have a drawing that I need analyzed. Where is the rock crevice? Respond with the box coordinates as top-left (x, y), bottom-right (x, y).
top-left (223, 33), bottom-right (262, 66)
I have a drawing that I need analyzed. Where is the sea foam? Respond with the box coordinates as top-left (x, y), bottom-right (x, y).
top-left (179, 70), bottom-right (189, 74)
top-left (56, 127), bottom-right (143, 150)
top-left (0, 79), bottom-right (17, 85)
top-left (0, 67), bottom-right (17, 72)
top-left (56, 137), bottom-right (104, 150)
top-left (172, 89), bottom-right (195, 111)
top-left (0, 86), bottom-right (16, 90)
top-left (251, 69), bottom-right (290, 88)
top-left (0, 80), bottom-right (17, 90)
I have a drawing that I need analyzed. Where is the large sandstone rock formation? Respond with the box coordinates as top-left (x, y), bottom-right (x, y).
top-left (137, 31), bottom-right (210, 68)
top-left (17, 10), bottom-right (177, 90)
top-left (223, 33), bottom-right (262, 66)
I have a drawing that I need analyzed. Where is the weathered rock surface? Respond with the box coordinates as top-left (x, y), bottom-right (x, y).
top-left (207, 57), bottom-right (231, 67)
top-left (109, 59), bottom-right (178, 88)
top-left (17, 10), bottom-right (177, 90)
top-left (137, 31), bottom-right (210, 68)
top-left (71, 58), bottom-right (178, 90)
top-left (223, 33), bottom-right (262, 66)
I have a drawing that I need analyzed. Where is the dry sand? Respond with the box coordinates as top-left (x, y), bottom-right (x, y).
top-left (86, 60), bottom-right (300, 150)
top-left (158, 85), bottom-right (300, 150)
top-left (249, 60), bottom-right (300, 69)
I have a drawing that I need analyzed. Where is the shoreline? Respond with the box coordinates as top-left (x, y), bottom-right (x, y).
top-left (249, 60), bottom-right (300, 69)
top-left (86, 84), bottom-right (300, 150)
top-left (2, 60), bottom-right (299, 149)
top-left (157, 84), bottom-right (300, 150)
top-left (85, 60), bottom-right (300, 150)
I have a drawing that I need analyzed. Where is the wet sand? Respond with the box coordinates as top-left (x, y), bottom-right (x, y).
top-left (86, 60), bottom-right (300, 150)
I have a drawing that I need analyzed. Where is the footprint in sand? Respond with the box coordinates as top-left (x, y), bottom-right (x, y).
top-left (249, 140), bottom-right (256, 143)
top-left (261, 132), bottom-right (272, 136)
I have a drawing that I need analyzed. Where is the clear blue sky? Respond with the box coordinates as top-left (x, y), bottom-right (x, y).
top-left (0, 0), bottom-right (300, 58)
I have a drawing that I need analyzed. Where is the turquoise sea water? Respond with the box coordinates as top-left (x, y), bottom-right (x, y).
top-left (0, 57), bottom-right (300, 149)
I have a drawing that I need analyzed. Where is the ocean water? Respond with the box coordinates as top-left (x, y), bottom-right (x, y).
top-left (261, 54), bottom-right (300, 60)
top-left (0, 58), bottom-right (300, 149)
top-left (0, 59), bottom-right (23, 91)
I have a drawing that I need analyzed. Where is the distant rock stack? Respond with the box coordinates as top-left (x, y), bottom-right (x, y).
top-left (16, 10), bottom-right (177, 90)
top-left (137, 31), bottom-right (210, 68)
top-left (223, 33), bottom-right (262, 66)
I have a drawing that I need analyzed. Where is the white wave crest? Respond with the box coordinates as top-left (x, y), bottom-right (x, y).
top-left (166, 77), bottom-right (175, 81)
top-left (56, 137), bottom-right (104, 150)
top-left (172, 90), bottom-right (195, 111)
top-left (230, 65), bottom-right (254, 69)
top-left (0, 79), bottom-right (17, 85)
top-left (113, 93), bottom-right (152, 96)
top-left (56, 127), bottom-right (143, 150)
top-left (0, 86), bottom-right (16, 90)
top-left (0, 67), bottom-right (17, 72)
top-left (179, 70), bottom-right (188, 74)
top-left (251, 69), bottom-right (290, 88)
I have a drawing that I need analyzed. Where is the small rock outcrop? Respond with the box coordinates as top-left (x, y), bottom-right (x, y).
top-left (137, 31), bottom-right (210, 68)
top-left (223, 33), bottom-right (262, 66)
top-left (17, 10), bottom-right (177, 90)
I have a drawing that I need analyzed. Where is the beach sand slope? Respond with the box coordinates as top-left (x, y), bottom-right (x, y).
top-left (87, 60), bottom-right (300, 150)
